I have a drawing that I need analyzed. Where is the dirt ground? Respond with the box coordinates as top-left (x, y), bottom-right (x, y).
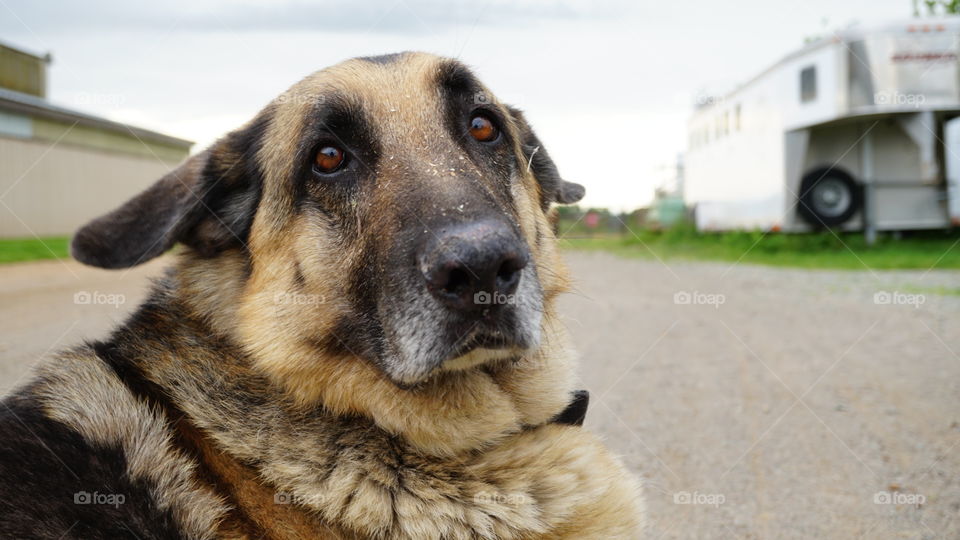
top-left (1, 252), bottom-right (958, 539)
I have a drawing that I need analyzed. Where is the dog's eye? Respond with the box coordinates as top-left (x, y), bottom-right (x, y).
top-left (314, 145), bottom-right (346, 174)
top-left (468, 114), bottom-right (499, 143)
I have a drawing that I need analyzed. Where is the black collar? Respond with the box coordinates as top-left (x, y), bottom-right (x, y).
top-left (549, 390), bottom-right (590, 426)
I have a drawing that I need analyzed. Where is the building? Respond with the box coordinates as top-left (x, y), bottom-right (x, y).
top-left (0, 40), bottom-right (192, 238)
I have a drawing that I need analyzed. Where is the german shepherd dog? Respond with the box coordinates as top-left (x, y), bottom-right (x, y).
top-left (0, 53), bottom-right (644, 539)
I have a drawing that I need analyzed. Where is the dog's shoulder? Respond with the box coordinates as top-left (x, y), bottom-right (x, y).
top-left (0, 347), bottom-right (228, 540)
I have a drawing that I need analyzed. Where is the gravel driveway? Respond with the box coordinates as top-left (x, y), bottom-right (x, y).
top-left (1, 251), bottom-right (958, 539)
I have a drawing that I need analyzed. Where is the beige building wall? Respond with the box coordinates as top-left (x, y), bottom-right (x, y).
top-left (0, 136), bottom-right (185, 238)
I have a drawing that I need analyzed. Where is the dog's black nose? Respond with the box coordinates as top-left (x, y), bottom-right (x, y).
top-left (419, 220), bottom-right (529, 312)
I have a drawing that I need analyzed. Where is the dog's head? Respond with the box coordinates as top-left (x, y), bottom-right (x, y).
top-left (73, 52), bottom-right (583, 390)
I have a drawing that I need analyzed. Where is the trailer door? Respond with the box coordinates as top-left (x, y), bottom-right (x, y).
top-left (945, 117), bottom-right (960, 225)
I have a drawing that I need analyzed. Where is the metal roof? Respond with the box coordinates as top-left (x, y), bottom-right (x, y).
top-left (693, 16), bottom-right (960, 113)
top-left (0, 86), bottom-right (193, 148)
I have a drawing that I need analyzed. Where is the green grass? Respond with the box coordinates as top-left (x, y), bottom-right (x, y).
top-left (559, 224), bottom-right (960, 271)
top-left (5, 228), bottom-right (960, 272)
top-left (0, 236), bottom-right (70, 264)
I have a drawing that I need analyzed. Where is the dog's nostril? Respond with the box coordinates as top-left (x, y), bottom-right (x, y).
top-left (495, 256), bottom-right (526, 292)
top-left (443, 267), bottom-right (471, 295)
top-left (496, 261), bottom-right (518, 282)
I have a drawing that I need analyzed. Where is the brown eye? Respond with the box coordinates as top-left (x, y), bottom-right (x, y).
top-left (469, 114), bottom-right (499, 142)
top-left (314, 145), bottom-right (346, 173)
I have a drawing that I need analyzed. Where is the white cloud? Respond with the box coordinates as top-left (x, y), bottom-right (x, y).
top-left (1, 0), bottom-right (912, 209)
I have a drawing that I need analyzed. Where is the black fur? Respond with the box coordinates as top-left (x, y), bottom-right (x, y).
top-left (550, 390), bottom-right (590, 426)
top-left (187, 112), bottom-right (270, 258)
top-left (0, 392), bottom-right (183, 539)
top-left (295, 92), bottom-right (384, 222)
top-left (436, 61), bottom-right (518, 210)
top-left (507, 106), bottom-right (585, 209)
top-left (70, 114), bottom-right (269, 269)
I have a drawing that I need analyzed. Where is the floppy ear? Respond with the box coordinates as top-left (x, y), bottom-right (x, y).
top-left (508, 106), bottom-right (585, 209)
top-left (71, 117), bottom-right (267, 269)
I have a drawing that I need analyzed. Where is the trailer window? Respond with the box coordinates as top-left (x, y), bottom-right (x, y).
top-left (800, 66), bottom-right (817, 103)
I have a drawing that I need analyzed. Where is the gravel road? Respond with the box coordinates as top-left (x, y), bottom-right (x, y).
top-left (1, 251), bottom-right (958, 539)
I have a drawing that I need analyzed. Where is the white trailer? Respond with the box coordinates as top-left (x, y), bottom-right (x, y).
top-left (685, 17), bottom-right (960, 237)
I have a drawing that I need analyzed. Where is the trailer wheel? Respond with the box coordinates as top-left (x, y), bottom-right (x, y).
top-left (797, 168), bottom-right (861, 227)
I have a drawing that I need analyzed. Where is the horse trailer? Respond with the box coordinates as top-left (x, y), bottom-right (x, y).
top-left (685, 17), bottom-right (960, 239)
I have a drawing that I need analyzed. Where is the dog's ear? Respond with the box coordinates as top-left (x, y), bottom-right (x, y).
top-left (508, 106), bottom-right (585, 209)
top-left (71, 117), bottom-right (267, 269)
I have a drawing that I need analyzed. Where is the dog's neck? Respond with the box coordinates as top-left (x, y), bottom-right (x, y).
top-left (165, 250), bottom-right (579, 457)
top-left (96, 257), bottom-right (591, 537)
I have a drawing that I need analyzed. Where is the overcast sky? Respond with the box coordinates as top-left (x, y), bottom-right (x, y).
top-left (1, 0), bottom-right (913, 210)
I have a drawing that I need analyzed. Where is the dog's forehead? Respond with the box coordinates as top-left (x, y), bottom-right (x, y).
top-left (253, 52), bottom-right (505, 227)
top-left (257, 52), bottom-right (483, 189)
top-left (292, 52), bottom-right (473, 117)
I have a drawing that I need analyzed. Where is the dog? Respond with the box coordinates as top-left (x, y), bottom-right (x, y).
top-left (0, 52), bottom-right (644, 539)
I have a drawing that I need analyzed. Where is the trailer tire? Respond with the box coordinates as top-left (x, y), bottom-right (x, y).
top-left (797, 168), bottom-right (861, 227)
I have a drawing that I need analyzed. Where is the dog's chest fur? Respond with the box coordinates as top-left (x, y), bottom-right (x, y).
top-left (16, 281), bottom-right (642, 539)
